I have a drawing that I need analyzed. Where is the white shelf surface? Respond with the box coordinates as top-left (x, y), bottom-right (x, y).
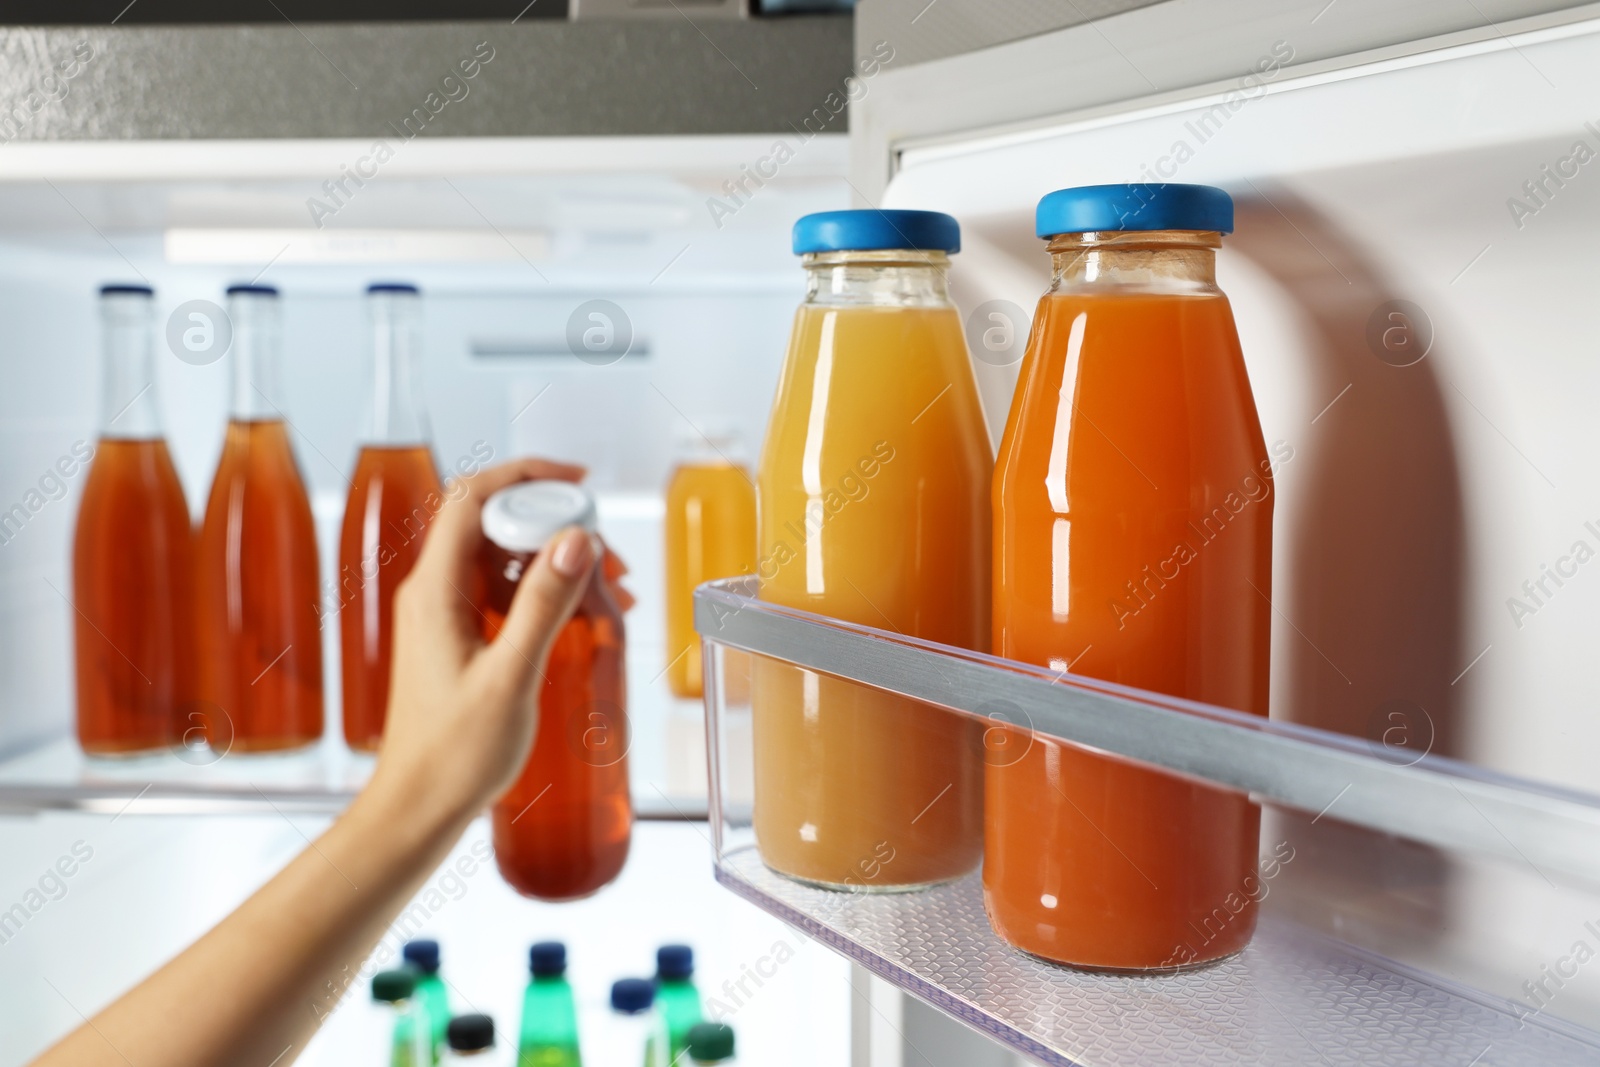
top-left (717, 846), bottom-right (1600, 1067)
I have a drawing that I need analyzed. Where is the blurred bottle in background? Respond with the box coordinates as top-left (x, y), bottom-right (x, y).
top-left (196, 284), bottom-right (323, 751)
top-left (609, 978), bottom-right (659, 1067)
top-left (373, 968), bottom-right (433, 1067)
top-left (652, 944), bottom-right (702, 1066)
top-left (663, 428), bottom-right (755, 699)
top-left (445, 1014), bottom-right (500, 1065)
top-left (517, 941), bottom-right (582, 1067)
top-left (403, 939), bottom-right (451, 1059)
top-left (685, 1023), bottom-right (736, 1066)
top-left (339, 283), bottom-right (442, 752)
top-left (72, 284), bottom-right (196, 756)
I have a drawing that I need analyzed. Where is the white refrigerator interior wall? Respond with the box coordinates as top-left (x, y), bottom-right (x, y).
top-left (878, 13), bottom-right (1600, 1029)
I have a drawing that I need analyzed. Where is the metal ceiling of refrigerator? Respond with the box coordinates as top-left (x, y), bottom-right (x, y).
top-left (0, 14), bottom-right (850, 140)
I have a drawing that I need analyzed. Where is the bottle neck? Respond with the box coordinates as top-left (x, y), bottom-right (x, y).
top-left (99, 294), bottom-right (163, 439)
top-left (228, 293), bottom-right (285, 421)
top-left (801, 249), bottom-right (953, 309)
top-left (366, 292), bottom-right (429, 445)
top-left (1046, 230), bottom-right (1221, 295)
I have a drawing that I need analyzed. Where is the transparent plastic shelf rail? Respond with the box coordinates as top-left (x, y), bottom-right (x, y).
top-left (695, 575), bottom-right (1600, 1067)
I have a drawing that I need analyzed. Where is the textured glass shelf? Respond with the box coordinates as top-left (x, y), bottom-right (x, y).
top-left (695, 576), bottom-right (1600, 1062)
top-left (0, 704), bottom-right (709, 820)
top-left (718, 846), bottom-right (1600, 1067)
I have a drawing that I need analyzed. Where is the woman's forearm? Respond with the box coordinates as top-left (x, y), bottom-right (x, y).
top-left (31, 459), bottom-right (597, 1067)
top-left (34, 767), bottom-right (476, 1067)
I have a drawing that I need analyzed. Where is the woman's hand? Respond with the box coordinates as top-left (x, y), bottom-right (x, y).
top-left (32, 461), bottom-right (616, 1067)
top-left (370, 457), bottom-right (600, 825)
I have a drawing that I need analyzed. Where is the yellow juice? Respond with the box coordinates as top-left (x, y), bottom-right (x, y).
top-left (665, 460), bottom-right (756, 698)
top-left (754, 300), bottom-right (991, 890)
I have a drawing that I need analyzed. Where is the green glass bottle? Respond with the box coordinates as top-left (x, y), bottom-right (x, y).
top-left (373, 969), bottom-right (432, 1067)
top-left (404, 939), bottom-right (451, 1063)
top-left (653, 945), bottom-right (702, 1066)
top-left (518, 941), bottom-right (583, 1067)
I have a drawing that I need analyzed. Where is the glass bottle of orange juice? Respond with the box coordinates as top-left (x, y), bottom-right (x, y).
top-left (197, 285), bottom-right (324, 752)
top-left (753, 209), bottom-right (990, 891)
top-left (989, 184), bottom-right (1274, 969)
top-left (664, 430), bottom-right (755, 699)
top-left (73, 285), bottom-right (196, 755)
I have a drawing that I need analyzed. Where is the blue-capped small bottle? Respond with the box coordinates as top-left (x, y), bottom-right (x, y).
top-left (651, 944), bottom-right (701, 1066)
top-left (609, 978), bottom-right (659, 1067)
top-left (517, 941), bottom-right (583, 1067)
top-left (402, 939), bottom-right (451, 1058)
top-left (752, 210), bottom-right (990, 891)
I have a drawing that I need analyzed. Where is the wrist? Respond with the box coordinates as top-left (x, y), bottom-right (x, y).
top-left (357, 758), bottom-right (485, 859)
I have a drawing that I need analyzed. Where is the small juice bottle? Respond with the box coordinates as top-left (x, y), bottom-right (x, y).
top-left (373, 968), bottom-right (433, 1067)
top-left (403, 939), bottom-right (450, 1057)
top-left (663, 432), bottom-right (755, 699)
top-left (480, 482), bottom-right (631, 901)
top-left (652, 944), bottom-right (701, 1066)
top-left (197, 285), bottom-right (324, 752)
top-left (340, 283), bottom-right (443, 752)
top-left (753, 209), bottom-right (991, 890)
top-left (72, 284), bottom-right (197, 755)
top-left (517, 941), bottom-right (583, 1067)
top-left (989, 184), bottom-right (1273, 970)
top-left (608, 979), bottom-right (658, 1067)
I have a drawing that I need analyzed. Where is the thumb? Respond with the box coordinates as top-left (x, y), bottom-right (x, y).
top-left (487, 526), bottom-right (596, 682)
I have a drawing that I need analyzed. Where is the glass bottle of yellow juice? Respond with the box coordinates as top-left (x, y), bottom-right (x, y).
top-left (664, 430), bottom-right (755, 699)
top-left (753, 209), bottom-right (991, 891)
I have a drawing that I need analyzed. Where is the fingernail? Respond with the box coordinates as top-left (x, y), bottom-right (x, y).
top-left (550, 527), bottom-right (595, 578)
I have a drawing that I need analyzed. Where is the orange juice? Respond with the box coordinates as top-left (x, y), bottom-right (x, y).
top-left (198, 419), bottom-right (325, 752)
top-left (754, 211), bottom-right (990, 890)
top-left (989, 185), bottom-right (1272, 969)
top-left (75, 439), bottom-right (196, 754)
top-left (339, 445), bottom-right (441, 751)
top-left (478, 482), bottom-right (631, 901)
top-left (664, 452), bottom-right (755, 699)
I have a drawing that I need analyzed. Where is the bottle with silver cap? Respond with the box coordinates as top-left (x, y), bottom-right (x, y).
top-left (478, 480), bottom-right (632, 901)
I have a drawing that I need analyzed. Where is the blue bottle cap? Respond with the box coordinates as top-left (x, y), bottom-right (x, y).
top-left (657, 944), bottom-right (694, 980)
top-left (610, 977), bottom-right (656, 1014)
top-left (225, 283), bottom-right (279, 296)
top-left (402, 939), bottom-right (440, 975)
top-left (793, 209), bottom-right (960, 255)
top-left (367, 282), bottom-right (420, 294)
top-left (1035, 183), bottom-right (1234, 238)
top-left (529, 941), bottom-right (567, 977)
top-left (99, 284), bottom-right (153, 297)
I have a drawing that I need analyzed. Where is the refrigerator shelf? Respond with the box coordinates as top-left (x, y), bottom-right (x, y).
top-left (716, 845), bottom-right (1600, 1067)
top-left (694, 576), bottom-right (1600, 1064)
top-left (0, 736), bottom-right (707, 820)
